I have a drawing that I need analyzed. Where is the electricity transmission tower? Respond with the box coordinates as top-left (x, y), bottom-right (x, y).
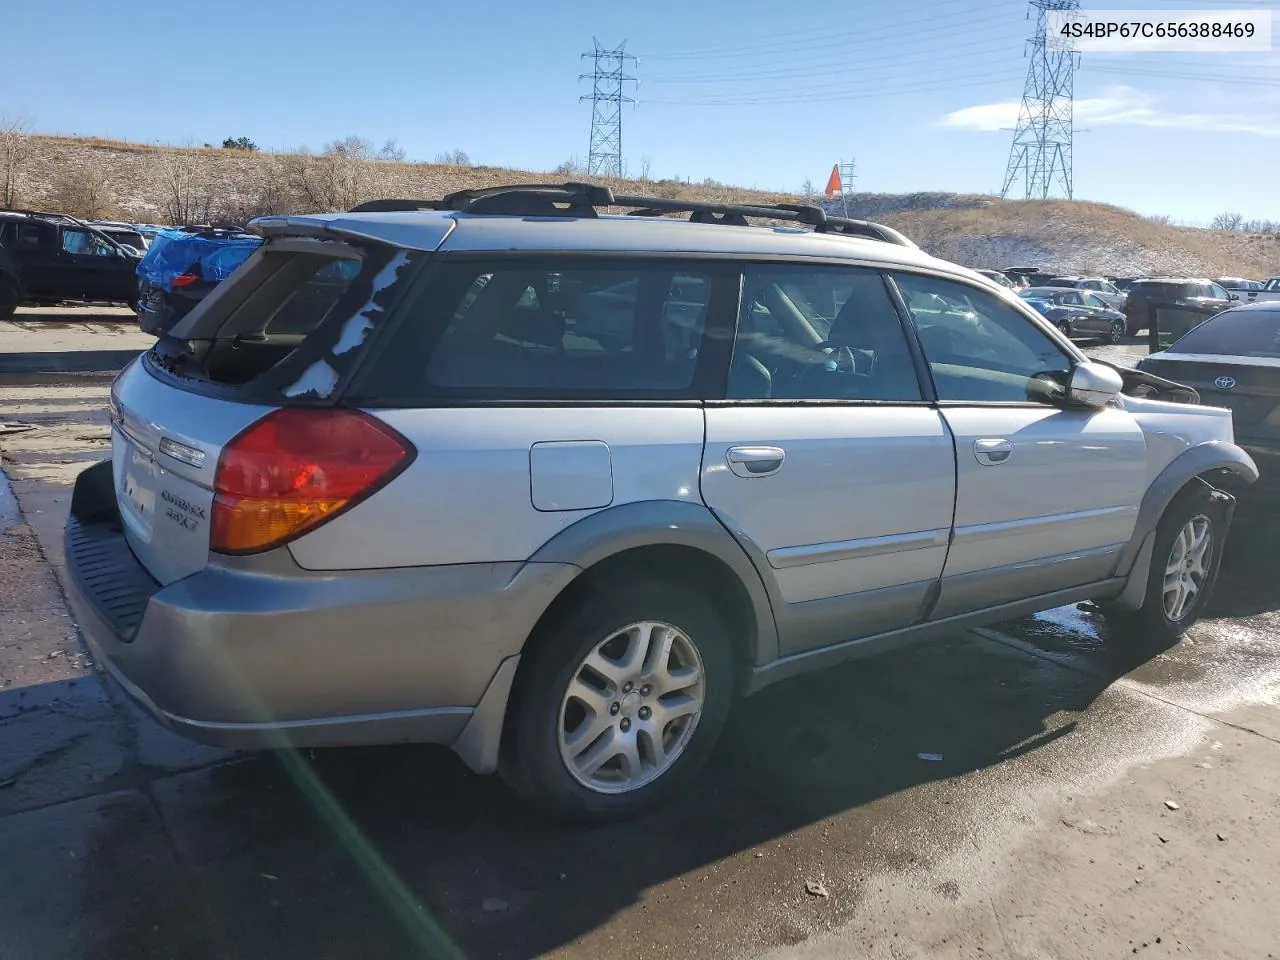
top-left (1001, 0), bottom-right (1080, 200)
top-left (579, 40), bottom-right (638, 178)
top-left (836, 159), bottom-right (857, 217)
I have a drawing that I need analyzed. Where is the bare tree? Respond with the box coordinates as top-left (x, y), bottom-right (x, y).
top-left (639, 156), bottom-right (652, 182)
top-left (801, 177), bottom-right (815, 198)
top-left (377, 139), bottom-right (406, 162)
top-left (0, 112), bottom-right (32, 208)
top-left (48, 163), bottom-right (114, 219)
top-left (433, 149), bottom-right (471, 167)
top-left (1211, 211), bottom-right (1244, 231)
top-left (292, 136), bottom-right (388, 211)
top-left (158, 146), bottom-right (215, 225)
top-left (552, 155), bottom-right (584, 176)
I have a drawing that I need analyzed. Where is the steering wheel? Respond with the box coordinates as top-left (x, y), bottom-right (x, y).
top-left (811, 340), bottom-right (859, 374)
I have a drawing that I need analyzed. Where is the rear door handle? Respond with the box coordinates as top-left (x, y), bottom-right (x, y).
top-left (973, 438), bottom-right (1014, 466)
top-left (726, 445), bottom-right (785, 478)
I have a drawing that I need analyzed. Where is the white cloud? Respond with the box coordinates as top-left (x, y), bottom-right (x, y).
top-left (940, 85), bottom-right (1280, 138)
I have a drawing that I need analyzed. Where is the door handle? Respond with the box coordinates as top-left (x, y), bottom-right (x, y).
top-left (973, 438), bottom-right (1014, 466)
top-left (726, 445), bottom-right (785, 478)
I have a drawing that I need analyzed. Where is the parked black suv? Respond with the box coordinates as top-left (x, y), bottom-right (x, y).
top-left (1122, 278), bottom-right (1236, 338)
top-left (0, 211), bottom-right (142, 317)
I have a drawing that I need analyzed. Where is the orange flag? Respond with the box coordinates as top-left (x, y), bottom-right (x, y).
top-left (824, 164), bottom-right (841, 198)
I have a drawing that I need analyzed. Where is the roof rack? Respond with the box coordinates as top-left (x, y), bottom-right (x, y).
top-left (347, 182), bottom-right (915, 248)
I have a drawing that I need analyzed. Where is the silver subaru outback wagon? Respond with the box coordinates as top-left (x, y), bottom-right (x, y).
top-left (64, 184), bottom-right (1257, 820)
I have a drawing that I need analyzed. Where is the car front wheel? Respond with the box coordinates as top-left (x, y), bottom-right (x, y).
top-left (502, 577), bottom-right (734, 821)
top-left (1107, 484), bottom-right (1229, 646)
top-left (1106, 318), bottom-right (1125, 344)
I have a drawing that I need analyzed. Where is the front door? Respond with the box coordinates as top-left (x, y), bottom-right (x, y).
top-left (700, 263), bottom-right (956, 655)
top-left (57, 227), bottom-right (132, 300)
top-left (892, 271), bottom-right (1148, 619)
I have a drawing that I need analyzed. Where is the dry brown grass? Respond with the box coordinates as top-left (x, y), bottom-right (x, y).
top-left (6, 135), bottom-right (1277, 278)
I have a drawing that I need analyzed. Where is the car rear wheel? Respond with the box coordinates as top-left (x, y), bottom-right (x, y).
top-left (1056, 319), bottom-right (1073, 338)
top-left (1106, 484), bottom-right (1229, 646)
top-left (1106, 318), bottom-right (1125, 344)
top-left (501, 577), bottom-right (734, 821)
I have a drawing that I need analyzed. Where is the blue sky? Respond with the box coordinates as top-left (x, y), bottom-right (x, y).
top-left (8, 0), bottom-right (1280, 222)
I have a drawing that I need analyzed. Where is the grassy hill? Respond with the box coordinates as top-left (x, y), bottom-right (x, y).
top-left (9, 135), bottom-right (1280, 279)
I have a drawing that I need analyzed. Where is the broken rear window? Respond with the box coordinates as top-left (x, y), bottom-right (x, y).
top-left (147, 240), bottom-right (421, 397)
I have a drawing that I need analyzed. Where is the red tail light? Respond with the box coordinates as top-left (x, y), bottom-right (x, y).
top-left (210, 408), bottom-right (414, 555)
top-left (171, 272), bottom-right (199, 288)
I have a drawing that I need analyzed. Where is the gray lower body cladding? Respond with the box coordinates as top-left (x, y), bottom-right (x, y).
top-left (64, 463), bottom-right (577, 753)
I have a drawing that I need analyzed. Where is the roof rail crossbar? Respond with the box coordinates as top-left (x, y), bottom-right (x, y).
top-left (344, 182), bottom-right (915, 247)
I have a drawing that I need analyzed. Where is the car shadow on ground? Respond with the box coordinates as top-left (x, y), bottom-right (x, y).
top-left (55, 514), bottom-right (1280, 960)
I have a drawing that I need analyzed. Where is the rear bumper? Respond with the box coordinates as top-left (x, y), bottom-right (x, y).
top-left (64, 460), bottom-right (577, 763)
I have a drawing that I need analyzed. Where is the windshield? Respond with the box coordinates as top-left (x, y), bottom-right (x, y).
top-left (1167, 307), bottom-right (1280, 357)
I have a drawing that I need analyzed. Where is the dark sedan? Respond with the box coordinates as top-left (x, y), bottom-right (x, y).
top-left (1019, 286), bottom-right (1127, 343)
top-left (1137, 301), bottom-right (1280, 494)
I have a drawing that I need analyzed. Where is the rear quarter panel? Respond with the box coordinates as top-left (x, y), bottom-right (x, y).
top-left (286, 407), bottom-right (707, 569)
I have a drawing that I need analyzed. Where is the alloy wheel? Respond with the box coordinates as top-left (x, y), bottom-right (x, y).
top-left (558, 620), bottom-right (706, 795)
top-left (1163, 514), bottom-right (1213, 621)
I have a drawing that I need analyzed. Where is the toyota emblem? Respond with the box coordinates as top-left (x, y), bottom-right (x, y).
top-left (1215, 376), bottom-right (1237, 390)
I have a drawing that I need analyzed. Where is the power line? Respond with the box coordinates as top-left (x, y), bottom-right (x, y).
top-left (640, 4), bottom-right (1027, 63)
top-left (579, 40), bottom-right (638, 178)
top-left (642, 0), bottom-right (1024, 59)
top-left (646, 37), bottom-right (1018, 85)
top-left (1002, 0), bottom-right (1080, 200)
top-left (642, 68), bottom-right (1026, 106)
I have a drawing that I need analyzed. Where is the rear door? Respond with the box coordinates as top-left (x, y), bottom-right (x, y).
top-left (699, 263), bottom-right (956, 654)
top-left (892, 271), bottom-right (1148, 618)
top-left (7, 220), bottom-right (61, 297)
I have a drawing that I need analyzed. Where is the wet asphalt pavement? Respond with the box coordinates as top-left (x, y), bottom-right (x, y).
top-left (1, 324), bottom-right (1279, 959)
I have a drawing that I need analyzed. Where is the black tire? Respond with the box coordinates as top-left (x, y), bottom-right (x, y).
top-left (1108, 483), bottom-right (1229, 646)
top-left (501, 576), bottom-right (735, 821)
top-left (1106, 318), bottom-right (1124, 344)
top-left (0, 278), bottom-right (18, 320)
top-left (1057, 319), bottom-right (1073, 338)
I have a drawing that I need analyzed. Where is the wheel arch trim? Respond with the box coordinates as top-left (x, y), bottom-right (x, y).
top-left (527, 500), bottom-right (781, 666)
top-left (1116, 441), bottom-right (1257, 577)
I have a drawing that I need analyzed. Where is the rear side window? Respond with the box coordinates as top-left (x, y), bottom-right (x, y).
top-left (365, 258), bottom-right (730, 400)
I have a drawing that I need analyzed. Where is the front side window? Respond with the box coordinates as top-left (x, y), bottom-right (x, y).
top-left (1209, 283), bottom-right (1230, 300)
top-left (1082, 293), bottom-right (1108, 309)
top-left (729, 264), bottom-right (922, 401)
top-left (893, 272), bottom-right (1073, 403)
top-left (369, 259), bottom-right (723, 399)
top-left (61, 229), bottom-right (116, 257)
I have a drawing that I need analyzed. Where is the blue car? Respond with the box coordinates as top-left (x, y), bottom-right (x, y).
top-left (135, 227), bottom-right (262, 335)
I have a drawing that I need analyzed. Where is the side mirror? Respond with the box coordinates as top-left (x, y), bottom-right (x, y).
top-left (1068, 361), bottom-right (1124, 408)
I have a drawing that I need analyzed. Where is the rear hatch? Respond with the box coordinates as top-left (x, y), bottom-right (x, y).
top-left (111, 217), bottom-right (449, 584)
